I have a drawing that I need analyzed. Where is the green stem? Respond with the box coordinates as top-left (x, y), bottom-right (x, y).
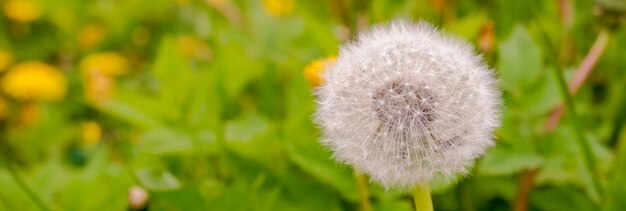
top-left (525, 0), bottom-right (604, 202)
top-left (354, 171), bottom-right (372, 211)
top-left (551, 60), bottom-right (603, 199)
top-left (1, 159), bottom-right (50, 211)
top-left (413, 184), bottom-right (433, 211)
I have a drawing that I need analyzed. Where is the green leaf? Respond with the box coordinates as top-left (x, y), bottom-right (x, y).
top-left (517, 67), bottom-right (561, 115)
top-left (498, 25), bottom-right (543, 92)
top-left (151, 185), bottom-right (209, 211)
top-left (225, 113), bottom-right (270, 142)
top-left (152, 37), bottom-right (195, 112)
top-left (136, 168), bottom-right (182, 191)
top-left (114, 90), bottom-right (181, 123)
top-left (535, 156), bottom-right (578, 185)
top-left (607, 127), bottom-right (626, 210)
top-left (0, 169), bottom-right (40, 210)
top-left (446, 12), bottom-right (488, 40)
top-left (214, 33), bottom-right (264, 100)
top-left (282, 73), bottom-right (359, 202)
top-left (185, 67), bottom-right (221, 128)
top-left (284, 140), bottom-right (359, 202)
top-left (373, 199), bottom-right (413, 211)
top-left (530, 187), bottom-right (596, 211)
top-left (59, 168), bottom-right (131, 211)
top-left (96, 99), bottom-right (161, 129)
top-left (276, 172), bottom-right (343, 211)
top-left (479, 147), bottom-right (544, 175)
top-left (135, 128), bottom-right (195, 155)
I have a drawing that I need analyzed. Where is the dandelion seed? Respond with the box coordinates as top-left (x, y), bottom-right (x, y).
top-left (314, 20), bottom-right (500, 188)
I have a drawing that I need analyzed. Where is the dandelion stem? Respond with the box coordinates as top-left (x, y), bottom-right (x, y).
top-left (354, 171), bottom-right (372, 211)
top-left (551, 51), bottom-right (603, 200)
top-left (413, 184), bottom-right (433, 211)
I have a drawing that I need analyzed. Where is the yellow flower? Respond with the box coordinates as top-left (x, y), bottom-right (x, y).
top-left (81, 121), bottom-right (102, 147)
top-left (303, 56), bottom-right (336, 87)
top-left (0, 49), bottom-right (13, 71)
top-left (177, 36), bottom-right (211, 60)
top-left (78, 23), bottom-right (106, 49)
top-left (82, 68), bottom-right (115, 104)
top-left (3, 0), bottom-right (43, 23)
top-left (80, 52), bottom-right (129, 76)
top-left (263, 0), bottom-right (295, 17)
top-left (2, 62), bottom-right (66, 101)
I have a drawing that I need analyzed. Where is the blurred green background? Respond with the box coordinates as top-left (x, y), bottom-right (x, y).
top-left (0, 0), bottom-right (625, 210)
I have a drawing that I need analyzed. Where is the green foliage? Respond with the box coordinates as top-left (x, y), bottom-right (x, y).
top-left (0, 0), bottom-right (625, 210)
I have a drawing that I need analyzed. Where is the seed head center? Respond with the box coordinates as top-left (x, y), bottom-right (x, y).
top-left (372, 81), bottom-right (436, 126)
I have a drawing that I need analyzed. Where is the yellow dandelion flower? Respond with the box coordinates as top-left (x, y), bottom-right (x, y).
top-left (82, 68), bottom-right (115, 104)
top-left (80, 52), bottom-right (129, 76)
top-left (3, 0), bottom-right (43, 23)
top-left (303, 56), bottom-right (336, 87)
top-left (81, 121), bottom-right (102, 147)
top-left (263, 0), bottom-right (295, 17)
top-left (78, 23), bottom-right (106, 49)
top-left (2, 62), bottom-right (66, 101)
top-left (0, 49), bottom-right (13, 71)
top-left (177, 36), bottom-right (211, 60)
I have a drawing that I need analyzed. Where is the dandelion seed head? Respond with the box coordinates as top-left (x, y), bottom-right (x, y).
top-left (314, 20), bottom-right (501, 188)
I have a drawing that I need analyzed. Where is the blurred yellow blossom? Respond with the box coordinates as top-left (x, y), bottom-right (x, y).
top-left (81, 121), bottom-right (102, 147)
top-left (3, 0), bottom-right (43, 23)
top-left (177, 36), bottom-right (211, 61)
top-left (78, 23), bottom-right (106, 49)
top-left (82, 67), bottom-right (115, 104)
top-left (263, 0), bottom-right (295, 17)
top-left (79, 52), bottom-right (127, 104)
top-left (80, 52), bottom-right (129, 76)
top-left (0, 49), bottom-right (13, 71)
top-left (2, 62), bottom-right (66, 101)
top-left (303, 56), bottom-right (336, 87)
